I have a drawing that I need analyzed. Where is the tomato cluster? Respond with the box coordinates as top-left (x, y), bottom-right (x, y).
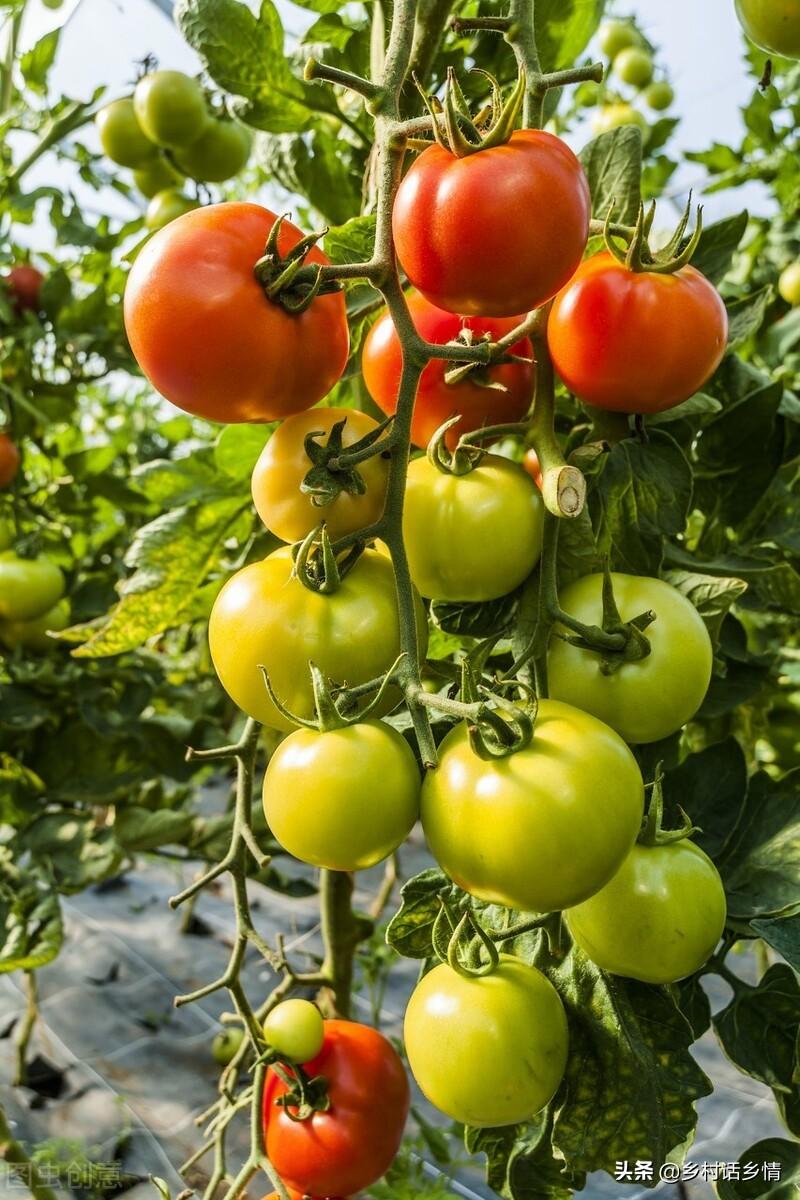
top-left (95, 69), bottom-right (251, 231)
top-left (0, 551), bottom-right (68, 652)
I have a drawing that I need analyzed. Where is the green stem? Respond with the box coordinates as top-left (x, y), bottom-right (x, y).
top-left (319, 871), bottom-right (370, 1018)
top-left (1, 7), bottom-right (23, 114)
top-left (0, 1105), bottom-right (58, 1200)
top-left (6, 101), bottom-right (95, 189)
top-left (13, 969), bottom-right (38, 1087)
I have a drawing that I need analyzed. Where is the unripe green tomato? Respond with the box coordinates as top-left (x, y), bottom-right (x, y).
top-left (133, 70), bottom-right (209, 149)
top-left (263, 1000), bottom-right (324, 1063)
top-left (778, 261), bottom-right (800, 305)
top-left (0, 597), bottom-right (70, 651)
top-left (598, 19), bottom-right (637, 58)
top-left (211, 1027), bottom-right (245, 1065)
top-left (145, 189), bottom-right (199, 231)
top-left (644, 80), bottom-right (674, 111)
top-left (734, 0), bottom-right (800, 59)
top-left (575, 80), bottom-right (601, 108)
top-left (613, 46), bottom-right (654, 88)
top-left (174, 118), bottom-right (251, 182)
top-left (95, 98), bottom-right (157, 169)
top-left (133, 155), bottom-right (184, 199)
top-left (591, 103), bottom-right (648, 136)
top-left (0, 552), bottom-right (65, 621)
top-left (41, 0), bottom-right (63, 10)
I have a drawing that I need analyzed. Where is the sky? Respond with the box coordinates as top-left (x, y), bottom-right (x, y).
top-left (12, 0), bottom-right (769, 240)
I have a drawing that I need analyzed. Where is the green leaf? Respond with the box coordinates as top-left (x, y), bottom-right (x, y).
top-left (0, 851), bottom-right (63, 973)
top-left (20, 28), bottom-right (60, 93)
top-left (385, 868), bottom-right (458, 959)
top-left (663, 569), bottom-right (748, 646)
top-left (727, 287), bottom-right (772, 348)
top-left (115, 806), bottom-right (194, 851)
top-left (467, 1113), bottom-right (586, 1200)
top-left (662, 738), bottom-right (748, 861)
top-left (534, 0), bottom-right (607, 72)
top-left (751, 914), bottom-right (800, 972)
top-left (257, 130), bottom-right (365, 225)
top-left (431, 594), bottom-right (518, 638)
top-left (646, 391), bottom-right (722, 424)
top-left (303, 12), bottom-right (356, 50)
top-left (665, 545), bottom-right (800, 615)
top-left (71, 498), bottom-right (249, 657)
top-left (578, 126), bottom-right (642, 225)
top-left (214, 423), bottom-right (274, 479)
top-left (716, 1138), bottom-right (800, 1200)
top-left (21, 813), bottom-right (124, 894)
top-left (690, 211), bottom-right (749, 284)
top-left (720, 769), bottom-right (800, 921)
top-left (713, 964), bottom-right (800, 1134)
top-left (588, 430), bottom-right (693, 574)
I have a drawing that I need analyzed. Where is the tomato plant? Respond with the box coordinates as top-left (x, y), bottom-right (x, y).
top-left (613, 46), bottom-right (653, 88)
top-left (251, 407), bottom-right (389, 542)
top-left (548, 250), bottom-right (728, 413)
top-left (124, 203), bottom-right (350, 423)
top-left (95, 97), bottom-right (157, 167)
top-left (4, 265), bottom-right (44, 314)
top-left (0, 553), bottom-right (65, 621)
top-left (212, 1027), bottom-right (245, 1065)
top-left (362, 292), bottom-right (535, 448)
top-left (403, 452), bottom-right (544, 601)
top-left (263, 718), bottom-right (420, 870)
top-left (262, 1020), bottom-right (409, 1196)
top-left (404, 955), bottom-right (568, 1127)
top-left (393, 131), bottom-right (591, 317)
top-left (548, 573), bottom-right (714, 744)
top-left (421, 701), bottom-right (644, 912)
top-left (133, 70), bottom-right (209, 149)
top-left (174, 117), bottom-right (252, 182)
top-left (0, 434), bottom-right (20, 488)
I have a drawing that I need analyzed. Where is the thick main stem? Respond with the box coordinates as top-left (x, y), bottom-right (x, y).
top-left (13, 970), bottom-right (38, 1087)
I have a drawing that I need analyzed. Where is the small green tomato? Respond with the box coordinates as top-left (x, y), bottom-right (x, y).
top-left (598, 19), bottom-right (637, 58)
top-left (263, 999), bottom-right (325, 1063)
top-left (644, 80), bottom-right (674, 111)
top-left (211, 1027), bottom-right (244, 1065)
top-left (614, 46), bottom-right (654, 88)
top-left (778, 262), bottom-right (800, 306)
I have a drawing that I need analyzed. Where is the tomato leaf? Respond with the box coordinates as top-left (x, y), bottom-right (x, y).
top-left (431, 594), bottom-right (518, 638)
top-left (385, 868), bottom-right (461, 959)
top-left (690, 211), bottom-right (749, 285)
top-left (727, 286), bottom-right (773, 348)
top-left (578, 125), bottom-right (642, 225)
top-left (467, 1113), bottom-right (586, 1200)
top-left (716, 1138), bottom-right (800, 1200)
top-left (663, 569), bottom-right (748, 646)
top-left (0, 851), bottom-right (63, 973)
top-left (662, 738), bottom-right (748, 861)
top-left (750, 914), bottom-right (800, 973)
top-left (20, 813), bottom-right (124, 894)
top-left (114, 806), bottom-right (194, 852)
top-left (534, 0), bottom-right (607, 72)
top-left (717, 769), bottom-right (800, 921)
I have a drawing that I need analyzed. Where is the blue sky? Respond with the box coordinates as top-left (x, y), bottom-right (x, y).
top-left (15, 0), bottom-right (766, 235)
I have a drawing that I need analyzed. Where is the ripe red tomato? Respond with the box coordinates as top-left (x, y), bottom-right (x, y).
top-left (5, 266), bottom-right (44, 314)
top-left (392, 132), bottom-right (591, 317)
top-left (0, 435), bottom-right (20, 488)
top-left (362, 292), bottom-right (533, 448)
top-left (263, 1020), bottom-right (409, 1197)
top-left (124, 203), bottom-right (349, 423)
top-left (547, 252), bottom-right (728, 413)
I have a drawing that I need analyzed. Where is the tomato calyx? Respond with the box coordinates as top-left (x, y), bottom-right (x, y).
top-left (426, 416), bottom-right (485, 476)
top-left (460, 659), bottom-right (537, 760)
top-left (605, 194), bottom-right (704, 275)
top-left (269, 1060), bottom-right (331, 1123)
top-left (639, 764), bottom-right (700, 848)
top-left (417, 67), bottom-right (526, 158)
top-left (253, 214), bottom-right (341, 314)
top-left (290, 524), bottom-right (364, 595)
top-left (301, 415), bottom-right (394, 508)
top-left (260, 656), bottom-right (405, 732)
top-left (556, 564), bottom-right (655, 675)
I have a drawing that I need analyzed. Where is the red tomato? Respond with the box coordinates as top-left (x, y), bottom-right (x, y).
top-left (264, 1193), bottom-right (344, 1200)
top-left (263, 1020), bottom-right (409, 1197)
top-left (124, 203), bottom-right (349, 423)
top-left (547, 252), bottom-right (728, 413)
top-left (0, 435), bottom-right (20, 488)
top-left (392, 132), bottom-right (591, 317)
top-left (523, 448), bottom-right (543, 490)
top-left (362, 292), bottom-right (534, 448)
top-left (5, 266), bottom-right (44, 314)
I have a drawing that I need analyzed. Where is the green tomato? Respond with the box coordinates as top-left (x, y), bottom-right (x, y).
top-left (0, 597), bottom-right (70, 651)
top-left (613, 46), bottom-right (654, 88)
top-left (403, 453), bottom-right (544, 602)
top-left (778, 261), bottom-right (800, 305)
top-left (0, 552), bottom-right (65, 622)
top-left (145, 189), bottom-right (199, 232)
top-left (174, 118), bottom-right (251, 183)
top-left (41, 0), bottom-right (63, 10)
top-left (211, 1027), bottom-right (245, 1065)
top-left (734, 0), bottom-right (800, 58)
top-left (0, 519), bottom-right (13, 552)
top-left (209, 546), bottom-right (427, 732)
top-left (547, 573), bottom-right (713, 745)
top-left (575, 80), bottom-right (601, 108)
top-left (598, 19), bottom-right (637, 59)
top-left (133, 155), bottom-right (184, 199)
top-left (263, 720), bottom-right (420, 872)
top-left (421, 699), bottom-right (644, 913)
top-left (644, 80), bottom-right (674, 111)
top-left (591, 103), bottom-right (648, 136)
top-left (567, 839), bottom-right (727, 983)
top-left (263, 1000), bottom-right (325, 1063)
top-left (404, 956), bottom-right (568, 1128)
top-left (95, 98), bottom-right (157, 169)
top-left (133, 70), bottom-right (209, 149)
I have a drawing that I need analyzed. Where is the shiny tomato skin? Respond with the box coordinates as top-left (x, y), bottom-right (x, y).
top-left (0, 597), bottom-right (70, 652)
top-left (0, 553), bottom-right (65, 622)
top-left (421, 699), bottom-right (644, 913)
top-left (174, 118), bottom-right (251, 182)
top-left (392, 132), bottom-right (591, 318)
top-left (362, 292), bottom-right (534, 448)
top-left (252, 408), bottom-right (389, 543)
top-left (95, 98), bottom-right (157, 168)
top-left (5, 266), bottom-right (44, 314)
top-left (404, 956), bottom-right (568, 1127)
top-left (124, 203), bottom-right (349, 424)
top-left (208, 546), bottom-right (427, 732)
top-left (547, 252), bottom-right (728, 413)
top-left (263, 999), bottom-right (325, 1063)
top-left (567, 839), bottom-right (727, 983)
top-left (402, 453), bottom-right (544, 602)
top-left (263, 719), bottom-right (420, 871)
top-left (263, 1020), bottom-right (410, 1197)
top-left (735, 0), bottom-right (800, 57)
top-left (0, 435), bottom-right (20, 488)
top-left (548, 573), bottom-right (714, 744)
